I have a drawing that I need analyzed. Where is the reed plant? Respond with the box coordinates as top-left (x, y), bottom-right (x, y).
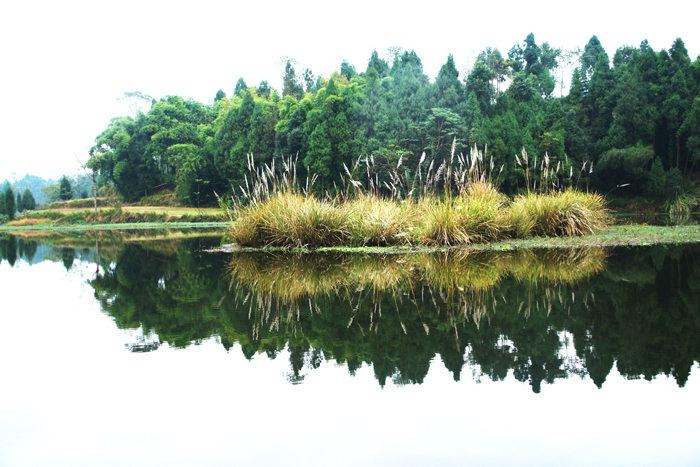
top-left (346, 194), bottom-right (418, 246)
top-left (225, 140), bottom-right (610, 248)
top-left (509, 189), bottom-right (610, 237)
top-left (420, 182), bottom-right (507, 245)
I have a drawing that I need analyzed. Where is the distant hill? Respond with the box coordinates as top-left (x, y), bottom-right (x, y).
top-left (1, 174), bottom-right (56, 206)
top-left (2, 173), bottom-right (98, 207)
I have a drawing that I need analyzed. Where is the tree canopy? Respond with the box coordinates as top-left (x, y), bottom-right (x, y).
top-left (87, 35), bottom-right (700, 206)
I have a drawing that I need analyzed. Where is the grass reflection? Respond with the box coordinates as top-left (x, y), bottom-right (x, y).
top-left (228, 248), bottom-right (607, 330)
top-left (229, 248), bottom-right (606, 297)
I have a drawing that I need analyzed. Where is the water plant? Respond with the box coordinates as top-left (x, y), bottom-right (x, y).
top-left (224, 141), bottom-right (610, 248)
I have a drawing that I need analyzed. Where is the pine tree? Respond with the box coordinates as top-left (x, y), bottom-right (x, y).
top-left (59, 176), bottom-right (73, 201)
top-left (22, 188), bottom-right (36, 211)
top-left (4, 186), bottom-right (15, 220)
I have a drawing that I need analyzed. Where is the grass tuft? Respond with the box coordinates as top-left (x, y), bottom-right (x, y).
top-left (230, 192), bottom-right (351, 248)
top-left (508, 189), bottom-right (610, 237)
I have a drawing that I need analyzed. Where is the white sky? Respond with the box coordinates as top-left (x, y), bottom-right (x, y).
top-left (0, 0), bottom-right (697, 182)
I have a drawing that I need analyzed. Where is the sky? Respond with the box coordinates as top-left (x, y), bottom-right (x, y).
top-left (0, 0), bottom-right (698, 183)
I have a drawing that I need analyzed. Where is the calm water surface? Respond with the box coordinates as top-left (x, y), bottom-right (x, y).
top-left (1, 234), bottom-right (699, 466)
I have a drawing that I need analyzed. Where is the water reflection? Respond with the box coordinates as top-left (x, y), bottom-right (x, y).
top-left (2, 233), bottom-right (699, 392)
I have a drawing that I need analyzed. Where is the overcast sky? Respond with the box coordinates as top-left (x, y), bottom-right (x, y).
top-left (0, 0), bottom-right (697, 183)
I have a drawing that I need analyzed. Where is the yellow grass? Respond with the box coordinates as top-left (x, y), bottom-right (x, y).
top-left (34, 206), bottom-right (221, 217)
top-left (5, 218), bottom-right (53, 226)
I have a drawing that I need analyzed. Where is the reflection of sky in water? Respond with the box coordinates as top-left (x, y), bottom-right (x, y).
top-left (1, 255), bottom-right (699, 466)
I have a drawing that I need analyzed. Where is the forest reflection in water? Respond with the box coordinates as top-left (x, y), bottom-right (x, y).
top-left (2, 233), bottom-right (699, 393)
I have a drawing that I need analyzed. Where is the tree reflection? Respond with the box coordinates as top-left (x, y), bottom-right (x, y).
top-left (79, 238), bottom-right (700, 392)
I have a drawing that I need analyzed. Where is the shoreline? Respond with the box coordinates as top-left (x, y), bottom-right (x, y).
top-left (212, 224), bottom-right (700, 253)
top-left (0, 221), bottom-right (229, 232)
top-left (2, 222), bottom-right (699, 251)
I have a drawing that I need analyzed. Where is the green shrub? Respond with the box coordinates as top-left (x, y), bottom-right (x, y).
top-left (647, 158), bottom-right (666, 197)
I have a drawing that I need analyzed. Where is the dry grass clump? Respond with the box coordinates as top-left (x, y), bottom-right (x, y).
top-left (346, 194), bottom-right (418, 246)
top-left (508, 189), bottom-right (610, 237)
top-left (5, 218), bottom-right (52, 227)
top-left (229, 192), bottom-right (351, 248)
top-left (420, 181), bottom-right (507, 245)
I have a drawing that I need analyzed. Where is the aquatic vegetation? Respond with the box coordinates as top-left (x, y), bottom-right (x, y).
top-left (225, 146), bottom-right (611, 248)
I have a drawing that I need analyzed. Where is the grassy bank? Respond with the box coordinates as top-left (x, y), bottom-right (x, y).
top-left (0, 221), bottom-right (228, 233)
top-left (3, 204), bottom-right (226, 230)
top-left (0, 225), bottom-right (225, 251)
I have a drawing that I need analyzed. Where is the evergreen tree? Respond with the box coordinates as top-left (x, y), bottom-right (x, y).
top-left (234, 78), bottom-right (248, 96)
top-left (340, 59), bottom-right (357, 80)
top-left (434, 54), bottom-right (464, 110)
top-left (16, 192), bottom-right (23, 213)
top-left (647, 158), bottom-right (666, 197)
top-left (59, 176), bottom-right (73, 201)
top-left (214, 89), bottom-right (226, 102)
top-left (257, 81), bottom-right (272, 99)
top-left (4, 186), bottom-right (15, 220)
top-left (22, 188), bottom-right (36, 211)
top-left (282, 60), bottom-right (304, 99)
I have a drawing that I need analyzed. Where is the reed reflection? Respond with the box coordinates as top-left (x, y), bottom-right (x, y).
top-left (226, 248), bottom-right (609, 389)
top-left (14, 236), bottom-right (689, 393)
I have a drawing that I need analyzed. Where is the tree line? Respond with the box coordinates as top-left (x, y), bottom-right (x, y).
top-left (0, 185), bottom-right (36, 221)
top-left (88, 34), bottom-right (700, 206)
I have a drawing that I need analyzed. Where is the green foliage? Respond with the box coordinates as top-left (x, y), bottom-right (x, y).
top-left (59, 176), bottom-right (73, 201)
top-left (4, 187), bottom-right (15, 220)
top-left (666, 167), bottom-right (684, 199)
top-left (85, 36), bottom-right (700, 209)
top-left (647, 158), bottom-right (667, 197)
top-left (21, 188), bottom-right (35, 211)
top-left (596, 146), bottom-right (655, 192)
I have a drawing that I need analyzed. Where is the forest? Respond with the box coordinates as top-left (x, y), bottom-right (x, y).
top-left (88, 34), bottom-right (700, 208)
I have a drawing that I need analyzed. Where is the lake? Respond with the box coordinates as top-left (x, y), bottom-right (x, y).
top-left (1, 233), bottom-right (699, 466)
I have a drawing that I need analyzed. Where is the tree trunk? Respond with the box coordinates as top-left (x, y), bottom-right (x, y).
top-left (93, 178), bottom-right (98, 216)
